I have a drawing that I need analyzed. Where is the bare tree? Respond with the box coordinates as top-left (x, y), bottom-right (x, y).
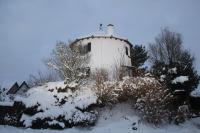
top-left (149, 27), bottom-right (182, 64)
top-left (27, 70), bottom-right (60, 87)
top-left (45, 41), bottom-right (90, 84)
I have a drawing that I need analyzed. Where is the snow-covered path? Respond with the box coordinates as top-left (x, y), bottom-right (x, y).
top-left (0, 103), bottom-right (200, 133)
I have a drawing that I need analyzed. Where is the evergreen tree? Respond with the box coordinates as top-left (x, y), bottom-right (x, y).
top-left (150, 28), bottom-right (200, 106)
top-left (130, 45), bottom-right (148, 68)
top-left (152, 60), bottom-right (199, 95)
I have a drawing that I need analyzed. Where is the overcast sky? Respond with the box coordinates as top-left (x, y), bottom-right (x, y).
top-left (0, 0), bottom-right (200, 87)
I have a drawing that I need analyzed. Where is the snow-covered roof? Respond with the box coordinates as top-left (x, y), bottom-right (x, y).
top-left (70, 24), bottom-right (133, 47)
top-left (71, 35), bottom-right (133, 48)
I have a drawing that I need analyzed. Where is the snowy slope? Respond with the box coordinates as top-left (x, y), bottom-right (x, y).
top-left (0, 103), bottom-right (200, 133)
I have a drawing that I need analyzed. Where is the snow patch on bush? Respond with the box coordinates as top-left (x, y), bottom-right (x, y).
top-left (168, 67), bottom-right (177, 74)
top-left (191, 87), bottom-right (200, 97)
top-left (0, 101), bottom-right (14, 106)
top-left (48, 120), bottom-right (65, 128)
top-left (172, 76), bottom-right (188, 84)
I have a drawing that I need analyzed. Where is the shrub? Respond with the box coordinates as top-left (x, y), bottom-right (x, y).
top-left (131, 78), bottom-right (173, 125)
top-left (92, 70), bottom-right (175, 125)
top-left (174, 104), bottom-right (190, 125)
top-left (14, 81), bottom-right (98, 129)
top-left (92, 69), bottom-right (118, 105)
top-left (93, 73), bottom-right (175, 125)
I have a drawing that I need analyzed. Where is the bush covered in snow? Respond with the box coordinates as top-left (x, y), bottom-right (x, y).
top-left (122, 77), bottom-right (173, 125)
top-left (152, 62), bottom-right (199, 95)
top-left (151, 62), bottom-right (200, 113)
top-left (14, 81), bottom-right (98, 129)
top-left (92, 72), bottom-right (176, 125)
top-left (0, 72), bottom-right (197, 128)
top-left (92, 69), bottom-right (119, 105)
top-left (0, 87), bottom-right (15, 102)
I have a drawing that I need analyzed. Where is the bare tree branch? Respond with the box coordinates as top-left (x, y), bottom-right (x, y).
top-left (45, 41), bottom-right (90, 84)
top-left (149, 27), bottom-right (182, 64)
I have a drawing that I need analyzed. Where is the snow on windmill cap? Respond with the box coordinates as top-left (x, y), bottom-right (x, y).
top-left (107, 24), bottom-right (114, 36)
top-left (77, 24), bottom-right (128, 41)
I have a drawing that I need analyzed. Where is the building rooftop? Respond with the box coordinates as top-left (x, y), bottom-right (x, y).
top-left (70, 35), bottom-right (133, 48)
top-left (71, 24), bottom-right (133, 47)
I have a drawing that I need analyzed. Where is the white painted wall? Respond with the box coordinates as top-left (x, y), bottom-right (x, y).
top-left (74, 37), bottom-right (132, 73)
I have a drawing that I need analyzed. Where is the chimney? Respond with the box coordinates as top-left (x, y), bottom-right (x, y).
top-left (107, 24), bottom-right (114, 36)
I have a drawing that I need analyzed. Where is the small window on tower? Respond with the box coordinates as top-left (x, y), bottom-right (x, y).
top-left (87, 42), bottom-right (91, 52)
top-left (80, 42), bottom-right (91, 55)
top-left (125, 47), bottom-right (128, 56)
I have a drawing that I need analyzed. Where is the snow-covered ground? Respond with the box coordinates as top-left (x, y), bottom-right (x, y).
top-left (13, 81), bottom-right (98, 128)
top-left (1, 80), bottom-right (200, 132)
top-left (0, 103), bottom-right (200, 133)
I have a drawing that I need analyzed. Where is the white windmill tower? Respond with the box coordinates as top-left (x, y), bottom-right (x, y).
top-left (70, 24), bottom-right (133, 77)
